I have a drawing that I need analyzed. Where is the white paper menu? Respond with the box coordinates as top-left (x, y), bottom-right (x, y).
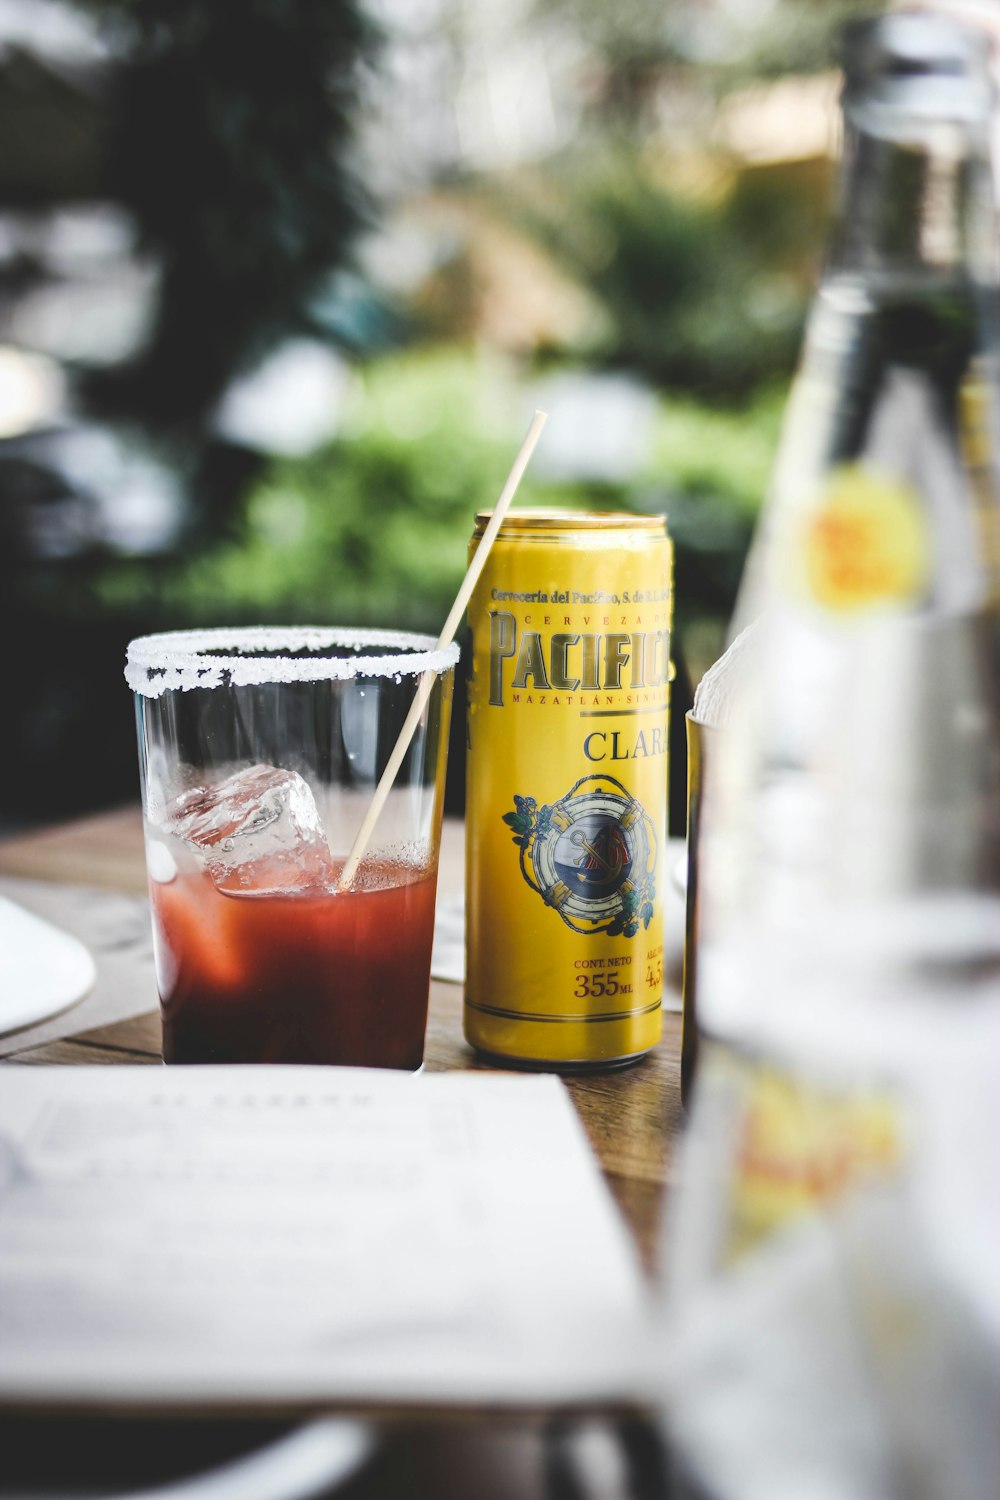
top-left (0, 1067), bottom-right (649, 1409)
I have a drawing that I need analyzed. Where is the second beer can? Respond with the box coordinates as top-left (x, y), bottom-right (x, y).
top-left (465, 509), bottom-right (673, 1068)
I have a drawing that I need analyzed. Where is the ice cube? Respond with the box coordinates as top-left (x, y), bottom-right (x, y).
top-left (164, 764), bottom-right (336, 894)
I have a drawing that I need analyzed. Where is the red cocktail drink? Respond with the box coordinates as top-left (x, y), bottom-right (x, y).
top-left (127, 628), bottom-right (457, 1068)
top-left (150, 859), bottom-right (436, 1069)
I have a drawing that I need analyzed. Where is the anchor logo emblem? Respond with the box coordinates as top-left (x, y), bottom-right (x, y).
top-left (570, 825), bottom-right (628, 883)
top-left (502, 775), bottom-right (657, 938)
top-left (560, 819), bottom-right (632, 897)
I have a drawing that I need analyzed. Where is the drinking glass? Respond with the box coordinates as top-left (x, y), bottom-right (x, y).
top-left (126, 627), bottom-right (458, 1069)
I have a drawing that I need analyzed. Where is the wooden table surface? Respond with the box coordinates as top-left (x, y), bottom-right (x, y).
top-left (0, 806), bottom-right (684, 1496)
top-left (0, 806), bottom-right (683, 1275)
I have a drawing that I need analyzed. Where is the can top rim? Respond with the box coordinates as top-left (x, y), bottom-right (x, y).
top-left (473, 509), bottom-right (667, 534)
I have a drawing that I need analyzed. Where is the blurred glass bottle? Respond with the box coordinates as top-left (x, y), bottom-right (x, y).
top-left (693, 8), bottom-right (1000, 1062)
top-left (663, 18), bottom-right (1000, 1498)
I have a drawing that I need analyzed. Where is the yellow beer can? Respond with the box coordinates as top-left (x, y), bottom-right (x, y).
top-left (465, 510), bottom-right (673, 1068)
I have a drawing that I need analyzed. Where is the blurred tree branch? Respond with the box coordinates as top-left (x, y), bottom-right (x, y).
top-left (75, 0), bottom-right (379, 428)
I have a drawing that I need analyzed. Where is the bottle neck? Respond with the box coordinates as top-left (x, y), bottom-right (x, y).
top-left (828, 118), bottom-right (997, 286)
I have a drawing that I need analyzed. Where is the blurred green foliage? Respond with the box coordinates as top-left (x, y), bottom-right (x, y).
top-left (644, 385), bottom-right (783, 514)
top-left (76, 0), bottom-right (378, 433)
top-left (506, 149), bottom-right (829, 397)
top-left (1, 0), bottom-right (850, 822)
top-left (536, 0), bottom-right (874, 92)
top-left (729, 0), bottom-right (880, 79)
top-left (88, 348), bottom-right (781, 641)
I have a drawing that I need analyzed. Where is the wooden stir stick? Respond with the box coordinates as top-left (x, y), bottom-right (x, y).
top-left (338, 409), bottom-right (548, 890)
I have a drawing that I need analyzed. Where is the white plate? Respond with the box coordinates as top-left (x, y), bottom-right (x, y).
top-left (0, 895), bottom-right (96, 1035)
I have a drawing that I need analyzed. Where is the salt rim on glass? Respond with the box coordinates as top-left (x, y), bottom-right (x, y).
top-left (125, 626), bottom-right (461, 699)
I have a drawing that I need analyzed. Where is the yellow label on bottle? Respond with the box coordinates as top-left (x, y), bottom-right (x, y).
top-left (798, 464), bottom-right (929, 613)
top-left (723, 1054), bottom-right (903, 1263)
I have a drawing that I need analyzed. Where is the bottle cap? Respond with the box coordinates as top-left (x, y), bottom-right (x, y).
top-left (843, 11), bottom-right (993, 129)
